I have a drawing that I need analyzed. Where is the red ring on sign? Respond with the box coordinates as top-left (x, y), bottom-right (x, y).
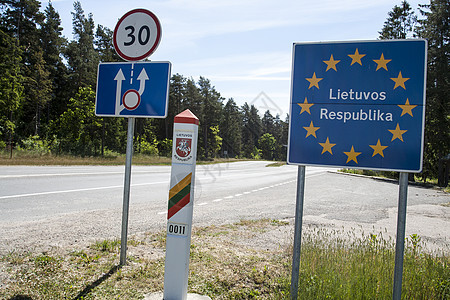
top-left (113, 8), bottom-right (162, 61)
top-left (122, 89), bottom-right (141, 111)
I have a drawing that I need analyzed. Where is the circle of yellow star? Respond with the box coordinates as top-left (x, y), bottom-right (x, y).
top-left (297, 97), bottom-right (314, 115)
top-left (391, 71), bottom-right (410, 90)
top-left (373, 53), bottom-right (392, 71)
top-left (344, 146), bottom-right (361, 164)
top-left (398, 98), bottom-right (417, 117)
top-left (305, 72), bottom-right (323, 89)
top-left (303, 121), bottom-right (320, 138)
top-left (369, 139), bottom-right (388, 157)
top-left (348, 48), bottom-right (366, 66)
top-left (319, 137), bottom-right (336, 155)
top-left (323, 54), bottom-right (340, 72)
top-left (388, 123), bottom-right (408, 142)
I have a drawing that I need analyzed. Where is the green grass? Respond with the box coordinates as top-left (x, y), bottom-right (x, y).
top-left (1, 220), bottom-right (448, 299)
top-left (0, 150), bottom-right (247, 166)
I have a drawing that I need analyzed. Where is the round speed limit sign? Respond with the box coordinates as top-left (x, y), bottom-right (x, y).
top-left (113, 9), bottom-right (161, 61)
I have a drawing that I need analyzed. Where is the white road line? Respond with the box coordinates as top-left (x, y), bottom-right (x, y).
top-left (224, 195), bottom-right (234, 199)
top-left (234, 193), bottom-right (243, 197)
top-left (212, 199), bottom-right (223, 202)
top-left (157, 211), bottom-right (167, 215)
top-left (0, 170), bottom-right (162, 179)
top-left (0, 181), bottom-right (167, 200)
top-left (197, 202), bottom-right (208, 206)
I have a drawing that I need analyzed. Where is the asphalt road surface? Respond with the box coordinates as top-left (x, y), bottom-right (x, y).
top-left (0, 161), bottom-right (448, 254)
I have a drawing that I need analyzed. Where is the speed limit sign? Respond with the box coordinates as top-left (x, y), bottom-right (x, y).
top-left (113, 9), bottom-right (162, 61)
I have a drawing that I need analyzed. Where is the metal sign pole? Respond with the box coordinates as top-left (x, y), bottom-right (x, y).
top-left (290, 165), bottom-right (306, 300)
top-left (119, 117), bottom-right (135, 266)
top-left (393, 172), bottom-right (409, 299)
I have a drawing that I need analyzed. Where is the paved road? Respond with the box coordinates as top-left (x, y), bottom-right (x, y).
top-left (0, 162), bottom-right (448, 254)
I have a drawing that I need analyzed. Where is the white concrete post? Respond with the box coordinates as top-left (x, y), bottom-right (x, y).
top-left (163, 109), bottom-right (199, 300)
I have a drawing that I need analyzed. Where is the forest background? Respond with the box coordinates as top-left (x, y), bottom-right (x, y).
top-left (0, 0), bottom-right (448, 184)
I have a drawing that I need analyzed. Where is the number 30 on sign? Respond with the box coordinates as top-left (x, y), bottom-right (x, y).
top-left (113, 9), bottom-right (162, 61)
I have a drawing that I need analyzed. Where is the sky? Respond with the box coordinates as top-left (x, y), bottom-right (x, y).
top-left (40, 0), bottom-right (425, 118)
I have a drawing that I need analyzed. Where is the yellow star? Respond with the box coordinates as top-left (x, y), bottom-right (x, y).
top-left (319, 137), bottom-right (336, 155)
top-left (303, 121), bottom-right (320, 138)
top-left (373, 53), bottom-right (391, 71)
top-left (306, 72), bottom-right (323, 89)
top-left (348, 48), bottom-right (366, 66)
top-left (388, 123), bottom-right (408, 142)
top-left (323, 54), bottom-right (340, 71)
top-left (369, 139), bottom-right (388, 157)
top-left (297, 97), bottom-right (314, 115)
top-left (398, 98), bottom-right (417, 117)
top-left (391, 71), bottom-right (410, 90)
top-left (344, 146), bottom-right (361, 164)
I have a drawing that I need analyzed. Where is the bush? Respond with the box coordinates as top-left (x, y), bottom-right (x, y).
top-left (158, 138), bottom-right (172, 157)
top-left (140, 139), bottom-right (159, 156)
top-left (18, 136), bottom-right (50, 155)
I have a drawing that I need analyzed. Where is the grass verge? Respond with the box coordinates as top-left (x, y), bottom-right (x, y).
top-left (0, 219), bottom-right (448, 299)
top-left (0, 152), bottom-right (246, 166)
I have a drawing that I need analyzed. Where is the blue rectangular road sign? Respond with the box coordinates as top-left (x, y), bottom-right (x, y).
top-left (95, 61), bottom-right (171, 118)
top-left (287, 40), bottom-right (427, 172)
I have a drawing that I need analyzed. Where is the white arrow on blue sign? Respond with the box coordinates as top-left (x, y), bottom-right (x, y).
top-left (95, 61), bottom-right (171, 118)
top-left (287, 40), bottom-right (427, 172)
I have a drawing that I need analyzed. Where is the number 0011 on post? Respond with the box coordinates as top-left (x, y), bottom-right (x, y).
top-left (167, 222), bottom-right (188, 237)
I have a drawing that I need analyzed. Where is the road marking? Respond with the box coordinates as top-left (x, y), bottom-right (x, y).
top-left (212, 199), bottom-right (223, 202)
top-left (234, 193), bottom-right (243, 197)
top-left (197, 202), bottom-right (208, 206)
top-left (224, 195), bottom-right (234, 199)
top-left (0, 181), bottom-right (167, 200)
top-left (0, 170), bottom-right (166, 179)
top-left (157, 211), bottom-right (167, 215)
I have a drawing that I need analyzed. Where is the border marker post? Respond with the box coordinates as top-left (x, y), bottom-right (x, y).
top-left (163, 109), bottom-right (199, 300)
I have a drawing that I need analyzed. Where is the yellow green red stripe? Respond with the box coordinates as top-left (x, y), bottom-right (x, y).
top-left (168, 173), bottom-right (192, 219)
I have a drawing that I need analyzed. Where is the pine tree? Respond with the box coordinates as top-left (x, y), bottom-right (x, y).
top-left (197, 76), bottom-right (223, 159)
top-left (0, 28), bottom-right (22, 146)
top-left (379, 0), bottom-right (417, 39)
top-left (65, 1), bottom-right (98, 92)
top-left (220, 98), bottom-right (242, 157)
top-left (95, 24), bottom-right (120, 63)
top-left (417, 0), bottom-right (450, 184)
top-left (40, 1), bottom-right (69, 126)
top-left (241, 103), bottom-right (262, 158)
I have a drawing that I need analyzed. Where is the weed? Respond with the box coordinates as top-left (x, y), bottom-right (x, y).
top-left (1, 220), bottom-right (448, 299)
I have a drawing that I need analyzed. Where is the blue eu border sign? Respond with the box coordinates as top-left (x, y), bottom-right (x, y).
top-left (287, 40), bottom-right (427, 172)
top-left (95, 61), bottom-right (171, 118)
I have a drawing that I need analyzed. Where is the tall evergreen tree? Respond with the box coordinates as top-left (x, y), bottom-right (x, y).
top-left (262, 110), bottom-right (275, 135)
top-left (40, 1), bottom-right (69, 125)
top-left (95, 24), bottom-right (120, 63)
top-left (0, 0), bottom-right (49, 138)
top-left (65, 1), bottom-right (98, 92)
top-left (0, 28), bottom-right (22, 146)
top-left (417, 0), bottom-right (449, 183)
top-left (241, 103), bottom-right (262, 158)
top-left (379, 0), bottom-right (417, 39)
top-left (197, 76), bottom-right (223, 158)
top-left (220, 98), bottom-right (242, 157)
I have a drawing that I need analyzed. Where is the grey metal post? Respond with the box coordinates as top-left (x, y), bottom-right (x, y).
top-left (393, 172), bottom-right (408, 299)
top-left (120, 117), bottom-right (135, 266)
top-left (290, 165), bottom-right (306, 300)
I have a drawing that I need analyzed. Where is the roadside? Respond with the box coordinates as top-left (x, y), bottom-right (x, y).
top-left (1, 218), bottom-right (448, 299)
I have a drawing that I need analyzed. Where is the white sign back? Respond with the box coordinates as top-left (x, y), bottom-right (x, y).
top-left (113, 9), bottom-right (161, 61)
